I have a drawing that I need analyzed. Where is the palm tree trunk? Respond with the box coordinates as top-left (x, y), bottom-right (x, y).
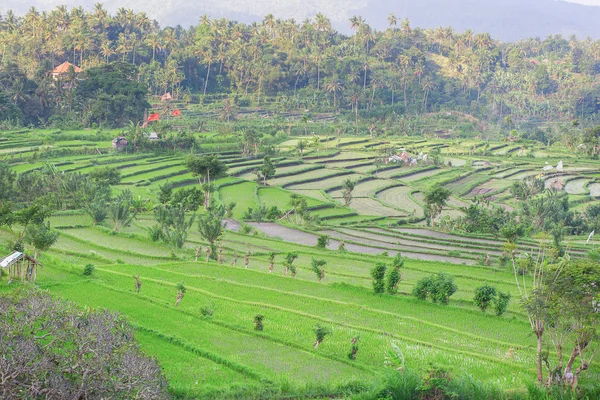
top-left (203, 62), bottom-right (211, 96)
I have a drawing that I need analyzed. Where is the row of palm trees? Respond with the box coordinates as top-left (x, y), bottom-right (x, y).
top-left (2, 5), bottom-right (600, 121)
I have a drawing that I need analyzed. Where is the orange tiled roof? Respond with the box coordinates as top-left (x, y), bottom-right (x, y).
top-left (52, 62), bottom-right (83, 74)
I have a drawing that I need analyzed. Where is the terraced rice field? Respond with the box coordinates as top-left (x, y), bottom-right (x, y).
top-left (375, 186), bottom-right (423, 216)
top-left (287, 173), bottom-right (361, 190)
top-left (4, 131), bottom-right (600, 397)
top-left (397, 168), bottom-right (444, 182)
top-left (346, 197), bottom-right (408, 217)
top-left (589, 183), bottom-right (600, 197)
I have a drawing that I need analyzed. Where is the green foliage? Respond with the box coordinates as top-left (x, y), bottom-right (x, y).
top-left (257, 156), bottom-right (277, 185)
top-left (412, 276), bottom-right (434, 300)
top-left (371, 263), bottom-right (387, 294)
top-left (109, 189), bottom-right (136, 232)
top-left (412, 273), bottom-right (457, 305)
top-left (200, 306), bottom-right (214, 317)
top-left (342, 179), bottom-right (355, 206)
top-left (289, 193), bottom-right (310, 225)
top-left (83, 264), bottom-right (95, 276)
top-left (510, 176), bottom-right (544, 201)
top-left (158, 181), bottom-right (173, 205)
top-left (84, 192), bottom-right (109, 225)
top-left (283, 251), bottom-right (298, 275)
top-left (494, 292), bottom-right (511, 316)
top-left (424, 184), bottom-right (452, 227)
top-left (242, 205), bottom-right (282, 222)
top-left (474, 285), bottom-right (497, 312)
top-left (348, 336), bottom-right (360, 360)
top-left (386, 255), bottom-right (403, 294)
top-left (197, 204), bottom-right (226, 257)
top-left (153, 204), bottom-right (196, 250)
top-left (253, 314), bottom-right (264, 331)
top-left (225, 202), bottom-right (237, 218)
top-left (176, 282), bottom-right (187, 294)
top-left (89, 167), bottom-right (121, 186)
top-left (24, 221), bottom-right (59, 258)
top-left (416, 365), bottom-right (456, 400)
top-left (313, 324), bottom-right (331, 348)
top-left (75, 62), bottom-right (150, 128)
top-left (185, 155), bottom-right (228, 209)
top-left (316, 234), bottom-right (330, 249)
top-left (311, 258), bottom-right (327, 282)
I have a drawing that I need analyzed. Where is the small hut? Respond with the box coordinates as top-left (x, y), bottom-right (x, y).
top-left (0, 252), bottom-right (43, 283)
top-left (112, 136), bottom-right (128, 150)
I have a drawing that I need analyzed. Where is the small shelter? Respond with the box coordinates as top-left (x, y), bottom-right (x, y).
top-left (51, 61), bottom-right (83, 81)
top-left (144, 132), bottom-right (159, 141)
top-left (112, 136), bottom-right (128, 150)
top-left (0, 252), bottom-right (42, 283)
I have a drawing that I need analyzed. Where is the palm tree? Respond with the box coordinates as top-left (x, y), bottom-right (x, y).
top-left (324, 79), bottom-right (344, 110)
top-left (388, 13), bottom-right (398, 27)
top-left (201, 49), bottom-right (214, 96)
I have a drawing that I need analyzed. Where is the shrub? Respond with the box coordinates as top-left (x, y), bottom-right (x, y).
top-left (200, 306), bottom-right (214, 317)
top-left (474, 285), bottom-right (497, 312)
top-left (311, 258), bottom-right (327, 282)
top-left (371, 263), bottom-right (387, 294)
top-left (417, 365), bottom-right (455, 400)
top-left (348, 336), bottom-right (360, 360)
top-left (313, 324), bottom-right (331, 348)
top-left (494, 292), bottom-right (511, 316)
top-left (386, 254), bottom-right (404, 294)
top-left (316, 234), bottom-right (330, 249)
top-left (412, 276), bottom-right (433, 300)
top-left (148, 224), bottom-right (163, 242)
top-left (412, 274), bottom-right (457, 304)
top-left (83, 264), bottom-right (95, 276)
top-left (0, 289), bottom-right (168, 398)
top-left (254, 314), bottom-right (264, 331)
top-left (430, 273), bottom-right (457, 304)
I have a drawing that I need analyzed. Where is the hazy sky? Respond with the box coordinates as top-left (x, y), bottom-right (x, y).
top-left (569, 0), bottom-right (600, 4)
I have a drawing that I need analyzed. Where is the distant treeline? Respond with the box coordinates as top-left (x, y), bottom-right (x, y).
top-left (3, 5), bottom-right (600, 129)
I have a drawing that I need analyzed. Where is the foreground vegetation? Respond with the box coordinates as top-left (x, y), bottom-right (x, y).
top-left (1, 121), bottom-right (599, 398)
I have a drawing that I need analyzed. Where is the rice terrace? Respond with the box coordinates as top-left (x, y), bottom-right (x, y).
top-left (2, 5), bottom-right (600, 400)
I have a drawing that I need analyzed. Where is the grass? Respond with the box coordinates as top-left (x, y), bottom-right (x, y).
top-left (4, 129), bottom-right (600, 398)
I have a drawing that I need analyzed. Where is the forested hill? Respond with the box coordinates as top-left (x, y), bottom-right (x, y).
top-left (5, 0), bottom-right (600, 41)
top-left (4, 4), bottom-right (600, 142)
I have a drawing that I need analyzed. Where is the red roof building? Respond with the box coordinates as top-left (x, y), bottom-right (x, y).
top-left (51, 62), bottom-right (83, 81)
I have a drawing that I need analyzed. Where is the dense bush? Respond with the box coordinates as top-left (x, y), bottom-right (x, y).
top-left (412, 273), bottom-right (457, 304)
top-left (474, 285), bottom-right (497, 312)
top-left (0, 288), bottom-right (168, 399)
top-left (370, 263), bottom-right (387, 294)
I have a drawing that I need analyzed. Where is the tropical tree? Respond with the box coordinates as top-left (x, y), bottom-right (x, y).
top-left (197, 204), bottom-right (226, 258)
top-left (424, 184), bottom-right (452, 227)
top-left (311, 258), bottom-right (327, 282)
top-left (371, 262), bottom-right (387, 294)
top-left (109, 189), bottom-right (136, 232)
top-left (24, 221), bottom-right (59, 259)
top-left (386, 253), bottom-right (404, 294)
top-left (153, 204), bottom-right (196, 251)
top-left (342, 179), bottom-right (355, 206)
top-left (257, 156), bottom-right (276, 186)
top-left (313, 324), bottom-right (331, 348)
top-left (185, 155), bottom-right (228, 209)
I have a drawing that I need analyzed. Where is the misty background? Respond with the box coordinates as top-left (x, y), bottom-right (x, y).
top-left (3, 0), bottom-right (600, 41)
